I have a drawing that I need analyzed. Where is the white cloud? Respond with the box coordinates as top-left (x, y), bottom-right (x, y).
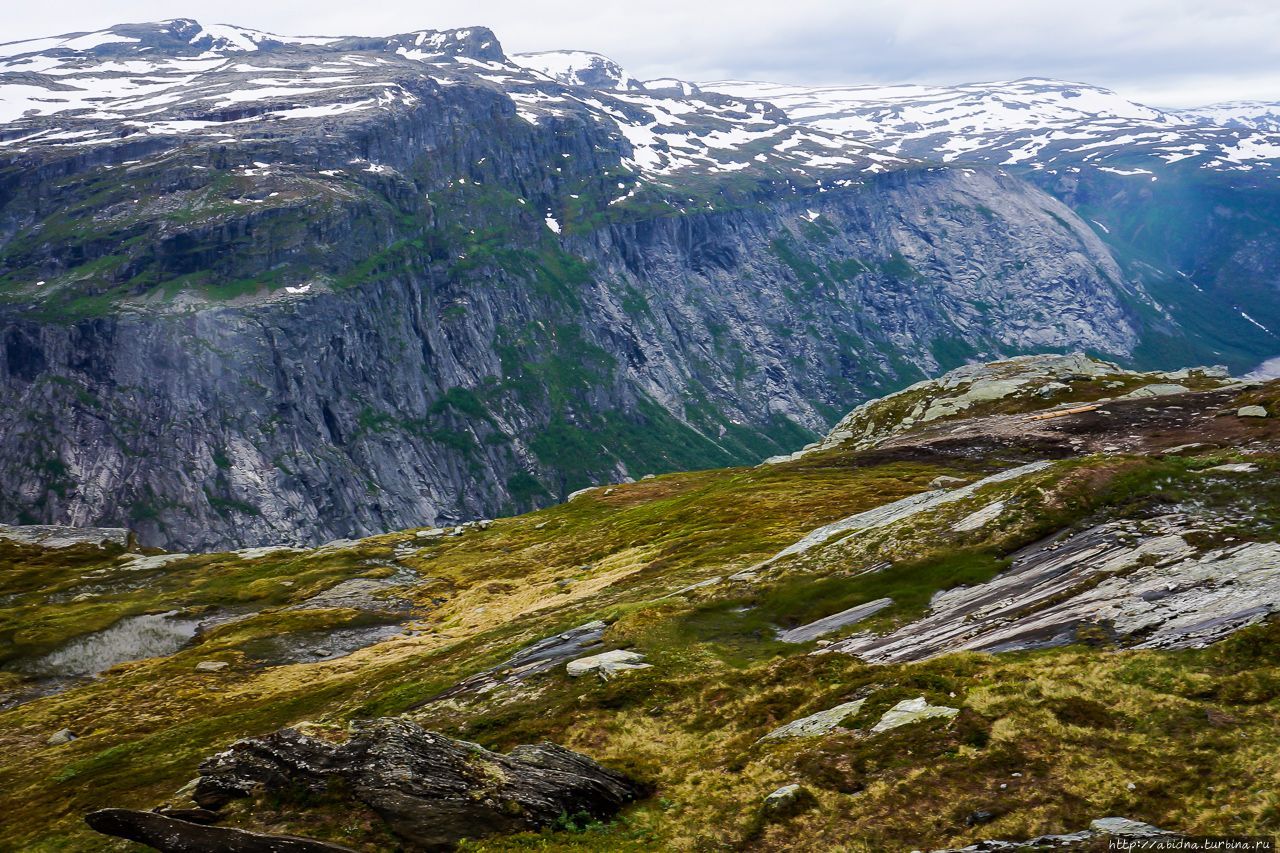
top-left (2, 0), bottom-right (1277, 106)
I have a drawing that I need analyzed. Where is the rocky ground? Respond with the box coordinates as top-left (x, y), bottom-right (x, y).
top-left (0, 354), bottom-right (1277, 851)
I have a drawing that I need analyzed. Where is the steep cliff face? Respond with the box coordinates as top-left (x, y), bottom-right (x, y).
top-left (0, 22), bottom-right (1149, 549)
top-left (701, 78), bottom-right (1280, 367)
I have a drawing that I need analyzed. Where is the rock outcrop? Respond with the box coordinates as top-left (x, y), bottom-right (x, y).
top-left (830, 514), bottom-right (1280, 663)
top-left (155, 719), bottom-right (643, 851)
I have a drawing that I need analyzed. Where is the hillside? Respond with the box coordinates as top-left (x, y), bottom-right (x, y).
top-left (1, 354), bottom-right (1277, 851)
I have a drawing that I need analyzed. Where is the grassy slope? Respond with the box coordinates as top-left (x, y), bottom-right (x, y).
top-left (0, 383), bottom-right (1277, 851)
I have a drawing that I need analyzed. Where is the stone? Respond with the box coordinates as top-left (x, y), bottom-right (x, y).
top-left (965, 810), bottom-right (997, 826)
top-left (194, 661), bottom-right (229, 673)
top-left (776, 599), bottom-right (893, 643)
top-left (1202, 463), bottom-right (1258, 474)
top-left (761, 784), bottom-right (816, 820)
top-left (953, 501), bottom-right (1005, 532)
top-left (86, 808), bottom-right (360, 852)
top-left (929, 475), bottom-right (967, 488)
top-left (184, 719), bottom-right (640, 849)
top-left (1089, 817), bottom-right (1174, 837)
top-left (566, 649), bottom-right (650, 680)
top-left (761, 699), bottom-right (866, 739)
top-left (1038, 381), bottom-right (1069, 397)
top-left (291, 577), bottom-right (413, 612)
top-left (1122, 383), bottom-right (1190, 399)
top-left (430, 620), bottom-right (610, 701)
top-left (1238, 405), bottom-right (1269, 418)
top-left (47, 729), bottom-right (76, 746)
top-left (870, 697), bottom-right (960, 733)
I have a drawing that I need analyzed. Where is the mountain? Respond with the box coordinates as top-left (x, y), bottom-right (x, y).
top-left (511, 49), bottom-right (646, 91)
top-left (704, 78), bottom-right (1280, 364)
top-left (0, 22), bottom-right (1166, 550)
top-left (1178, 100), bottom-right (1280, 133)
top-left (2, 354), bottom-right (1277, 851)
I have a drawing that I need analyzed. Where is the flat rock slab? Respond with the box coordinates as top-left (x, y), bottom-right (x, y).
top-left (870, 697), bottom-right (959, 733)
top-left (933, 816), bottom-right (1175, 851)
top-left (829, 515), bottom-right (1280, 663)
top-left (566, 649), bottom-right (650, 679)
top-left (761, 699), bottom-right (866, 739)
top-left (777, 599), bottom-right (893, 643)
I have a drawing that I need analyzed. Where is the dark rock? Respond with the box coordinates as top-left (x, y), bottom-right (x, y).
top-left (965, 809), bottom-right (997, 826)
top-left (85, 808), bottom-right (358, 852)
top-left (191, 718), bottom-right (640, 849)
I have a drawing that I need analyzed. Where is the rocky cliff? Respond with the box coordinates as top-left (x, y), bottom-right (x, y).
top-left (1, 22), bottom-right (1156, 549)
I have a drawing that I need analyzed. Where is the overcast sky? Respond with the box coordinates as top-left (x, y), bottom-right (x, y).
top-left (6, 0), bottom-right (1280, 106)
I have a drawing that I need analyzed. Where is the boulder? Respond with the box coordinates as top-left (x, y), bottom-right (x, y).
top-left (164, 719), bottom-right (641, 851)
top-left (1122, 383), bottom-right (1190, 399)
top-left (194, 661), bottom-right (229, 673)
top-left (870, 697), bottom-right (959, 733)
top-left (761, 784), bottom-right (816, 820)
top-left (1238, 405), bottom-right (1269, 418)
top-left (47, 729), bottom-right (76, 746)
top-left (565, 649), bottom-right (651, 679)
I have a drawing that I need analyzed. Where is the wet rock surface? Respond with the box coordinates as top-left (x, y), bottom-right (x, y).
top-left (146, 719), bottom-right (643, 851)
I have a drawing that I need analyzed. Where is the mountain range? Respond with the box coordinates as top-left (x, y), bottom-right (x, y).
top-left (0, 21), bottom-right (1277, 551)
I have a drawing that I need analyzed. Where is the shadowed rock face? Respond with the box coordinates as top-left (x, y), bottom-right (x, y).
top-left (166, 719), bottom-right (642, 851)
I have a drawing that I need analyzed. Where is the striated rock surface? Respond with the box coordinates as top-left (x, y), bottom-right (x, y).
top-left (830, 514), bottom-right (1280, 663)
